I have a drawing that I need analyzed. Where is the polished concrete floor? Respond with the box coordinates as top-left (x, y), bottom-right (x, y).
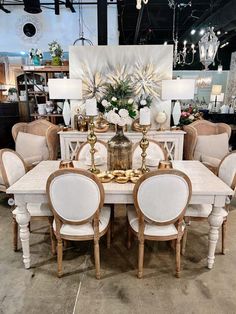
top-left (0, 194), bottom-right (236, 314)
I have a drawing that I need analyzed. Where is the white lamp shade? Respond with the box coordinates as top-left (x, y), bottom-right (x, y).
top-left (162, 79), bottom-right (195, 100)
top-left (211, 85), bottom-right (222, 96)
top-left (210, 92), bottom-right (224, 102)
top-left (48, 78), bottom-right (82, 100)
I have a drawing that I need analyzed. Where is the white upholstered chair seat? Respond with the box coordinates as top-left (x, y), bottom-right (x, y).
top-left (53, 206), bottom-right (110, 236)
top-left (127, 206), bottom-right (181, 237)
top-left (185, 204), bottom-right (228, 218)
top-left (12, 203), bottom-right (52, 217)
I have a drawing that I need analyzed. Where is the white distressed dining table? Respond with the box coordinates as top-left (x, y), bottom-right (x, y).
top-left (7, 160), bottom-right (233, 270)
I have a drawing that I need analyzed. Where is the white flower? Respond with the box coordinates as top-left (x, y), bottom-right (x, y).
top-left (140, 99), bottom-right (147, 106)
top-left (101, 99), bottom-right (108, 107)
top-left (128, 98), bottom-right (134, 104)
top-left (118, 117), bottom-right (127, 127)
top-left (124, 116), bottom-right (132, 125)
top-left (189, 114), bottom-right (195, 121)
top-left (111, 97), bottom-right (117, 102)
top-left (113, 107), bottom-right (118, 112)
top-left (106, 110), bottom-right (120, 125)
top-left (119, 108), bottom-right (129, 118)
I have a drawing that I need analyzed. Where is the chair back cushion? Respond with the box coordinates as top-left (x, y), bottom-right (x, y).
top-left (132, 140), bottom-right (166, 168)
top-left (47, 170), bottom-right (104, 223)
top-left (0, 149), bottom-right (26, 187)
top-left (16, 132), bottom-right (49, 162)
top-left (194, 133), bottom-right (229, 161)
top-left (134, 171), bottom-right (191, 224)
top-left (76, 141), bottom-right (107, 162)
top-left (218, 151), bottom-right (236, 189)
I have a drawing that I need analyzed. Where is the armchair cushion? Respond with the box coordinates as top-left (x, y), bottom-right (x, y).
top-left (201, 154), bottom-right (221, 167)
top-left (194, 133), bottom-right (228, 161)
top-left (15, 132), bottom-right (49, 163)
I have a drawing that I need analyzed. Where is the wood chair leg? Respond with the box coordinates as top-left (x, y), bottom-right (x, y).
top-left (138, 240), bottom-right (144, 279)
top-left (48, 218), bottom-right (56, 255)
top-left (127, 225), bottom-right (132, 249)
top-left (94, 239), bottom-right (101, 279)
top-left (107, 225), bottom-right (111, 249)
top-left (181, 228), bottom-right (188, 255)
top-left (13, 217), bottom-right (18, 252)
top-left (57, 239), bottom-right (63, 278)
top-left (222, 219), bottom-right (227, 255)
top-left (175, 239), bottom-right (181, 278)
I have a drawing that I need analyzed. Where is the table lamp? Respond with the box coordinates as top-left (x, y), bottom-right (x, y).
top-left (211, 85), bottom-right (222, 110)
top-left (48, 78), bottom-right (82, 126)
top-left (162, 79), bottom-right (195, 126)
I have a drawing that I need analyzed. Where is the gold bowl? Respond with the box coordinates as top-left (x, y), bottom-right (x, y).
top-left (59, 160), bottom-right (74, 169)
top-left (97, 172), bottom-right (114, 183)
top-left (130, 175), bottom-right (141, 184)
top-left (115, 176), bottom-right (129, 184)
top-left (112, 170), bottom-right (126, 177)
top-left (158, 160), bottom-right (173, 170)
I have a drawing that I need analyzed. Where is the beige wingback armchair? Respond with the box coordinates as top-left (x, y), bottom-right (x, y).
top-left (12, 120), bottom-right (60, 165)
top-left (183, 120), bottom-right (231, 170)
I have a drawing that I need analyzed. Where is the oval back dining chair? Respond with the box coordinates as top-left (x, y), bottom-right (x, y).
top-left (132, 140), bottom-right (167, 168)
top-left (127, 170), bottom-right (192, 278)
top-left (182, 151), bottom-right (236, 255)
top-left (75, 140), bottom-right (107, 165)
top-left (0, 149), bottom-right (53, 252)
top-left (46, 168), bottom-right (111, 279)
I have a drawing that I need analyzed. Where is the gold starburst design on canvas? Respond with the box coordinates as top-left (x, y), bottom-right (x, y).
top-left (131, 63), bottom-right (166, 100)
top-left (106, 65), bottom-right (130, 85)
top-left (82, 65), bottom-right (106, 101)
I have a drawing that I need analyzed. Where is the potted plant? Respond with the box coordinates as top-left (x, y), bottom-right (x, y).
top-left (8, 87), bottom-right (18, 102)
top-left (48, 41), bottom-right (63, 66)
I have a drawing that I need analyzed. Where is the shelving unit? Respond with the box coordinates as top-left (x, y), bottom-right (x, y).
top-left (18, 65), bottom-right (69, 123)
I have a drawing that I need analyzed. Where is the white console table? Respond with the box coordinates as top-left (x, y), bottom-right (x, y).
top-left (59, 130), bottom-right (185, 160)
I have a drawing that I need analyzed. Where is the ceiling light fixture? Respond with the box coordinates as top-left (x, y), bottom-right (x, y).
top-left (190, 29), bottom-right (196, 35)
top-left (217, 30), bottom-right (221, 35)
top-left (199, 27), bottom-right (220, 70)
top-left (220, 42), bottom-right (229, 48)
top-left (136, 0), bottom-right (148, 10)
top-left (169, 1), bottom-right (196, 67)
top-left (199, 29), bottom-right (205, 36)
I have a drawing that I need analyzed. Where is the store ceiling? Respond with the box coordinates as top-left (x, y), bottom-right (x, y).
top-left (117, 0), bottom-right (236, 70)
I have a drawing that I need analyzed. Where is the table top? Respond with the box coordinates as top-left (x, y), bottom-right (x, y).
top-left (7, 160), bottom-right (233, 197)
top-left (58, 129), bottom-right (186, 135)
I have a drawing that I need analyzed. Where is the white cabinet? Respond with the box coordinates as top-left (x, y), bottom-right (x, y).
top-left (59, 130), bottom-right (185, 161)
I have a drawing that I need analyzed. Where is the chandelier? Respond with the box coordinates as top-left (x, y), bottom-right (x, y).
top-left (199, 27), bottom-right (220, 70)
top-left (136, 0), bottom-right (148, 10)
top-left (170, 1), bottom-right (196, 67)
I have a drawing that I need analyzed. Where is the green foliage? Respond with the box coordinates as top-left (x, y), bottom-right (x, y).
top-left (105, 80), bottom-right (133, 101)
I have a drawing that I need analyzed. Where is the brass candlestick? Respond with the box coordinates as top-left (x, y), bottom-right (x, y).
top-left (87, 116), bottom-right (100, 174)
top-left (139, 125), bottom-right (150, 173)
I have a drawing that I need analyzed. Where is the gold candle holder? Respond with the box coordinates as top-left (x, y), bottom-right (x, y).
top-left (139, 124), bottom-right (150, 173)
top-left (87, 115), bottom-right (100, 174)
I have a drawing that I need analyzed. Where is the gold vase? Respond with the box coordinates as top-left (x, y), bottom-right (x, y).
top-left (107, 125), bottom-right (132, 170)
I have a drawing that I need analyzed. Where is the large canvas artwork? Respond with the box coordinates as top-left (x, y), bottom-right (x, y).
top-left (69, 45), bottom-right (173, 129)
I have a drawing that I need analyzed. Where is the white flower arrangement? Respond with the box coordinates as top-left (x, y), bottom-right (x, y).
top-left (48, 40), bottom-right (63, 58)
top-left (29, 48), bottom-right (43, 60)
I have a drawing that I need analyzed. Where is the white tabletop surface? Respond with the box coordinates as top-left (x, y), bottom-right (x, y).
top-left (7, 160), bottom-right (233, 197)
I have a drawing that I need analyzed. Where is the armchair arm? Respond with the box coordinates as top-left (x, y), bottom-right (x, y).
top-left (12, 123), bottom-right (29, 142)
top-left (183, 125), bottom-right (198, 160)
top-left (45, 125), bottom-right (60, 160)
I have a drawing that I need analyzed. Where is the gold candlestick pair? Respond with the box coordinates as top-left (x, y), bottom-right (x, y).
top-left (87, 116), bottom-right (100, 174)
top-left (139, 125), bottom-right (150, 173)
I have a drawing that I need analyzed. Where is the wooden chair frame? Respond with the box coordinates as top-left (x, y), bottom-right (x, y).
top-left (0, 148), bottom-right (54, 252)
top-left (128, 169), bottom-right (192, 278)
top-left (182, 151), bottom-right (236, 255)
top-left (46, 168), bottom-right (111, 279)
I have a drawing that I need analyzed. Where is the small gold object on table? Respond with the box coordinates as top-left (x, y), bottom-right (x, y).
top-left (85, 98), bottom-right (100, 174)
top-left (158, 160), bottom-right (173, 170)
top-left (59, 160), bottom-right (74, 169)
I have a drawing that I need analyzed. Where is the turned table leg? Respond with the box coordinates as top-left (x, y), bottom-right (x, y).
top-left (15, 203), bottom-right (31, 269)
top-left (207, 206), bottom-right (225, 269)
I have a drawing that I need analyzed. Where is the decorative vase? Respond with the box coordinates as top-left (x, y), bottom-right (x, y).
top-left (51, 56), bottom-right (62, 66)
top-left (33, 56), bottom-right (41, 66)
top-left (107, 125), bottom-right (132, 170)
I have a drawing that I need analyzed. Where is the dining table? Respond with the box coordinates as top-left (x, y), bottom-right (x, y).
top-left (7, 160), bottom-right (234, 270)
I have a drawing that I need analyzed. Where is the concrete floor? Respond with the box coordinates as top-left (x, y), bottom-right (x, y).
top-left (0, 194), bottom-right (236, 314)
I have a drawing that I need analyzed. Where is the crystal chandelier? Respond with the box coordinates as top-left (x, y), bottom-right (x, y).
top-left (199, 27), bottom-right (220, 70)
top-left (136, 0), bottom-right (148, 10)
top-left (170, 1), bottom-right (196, 67)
